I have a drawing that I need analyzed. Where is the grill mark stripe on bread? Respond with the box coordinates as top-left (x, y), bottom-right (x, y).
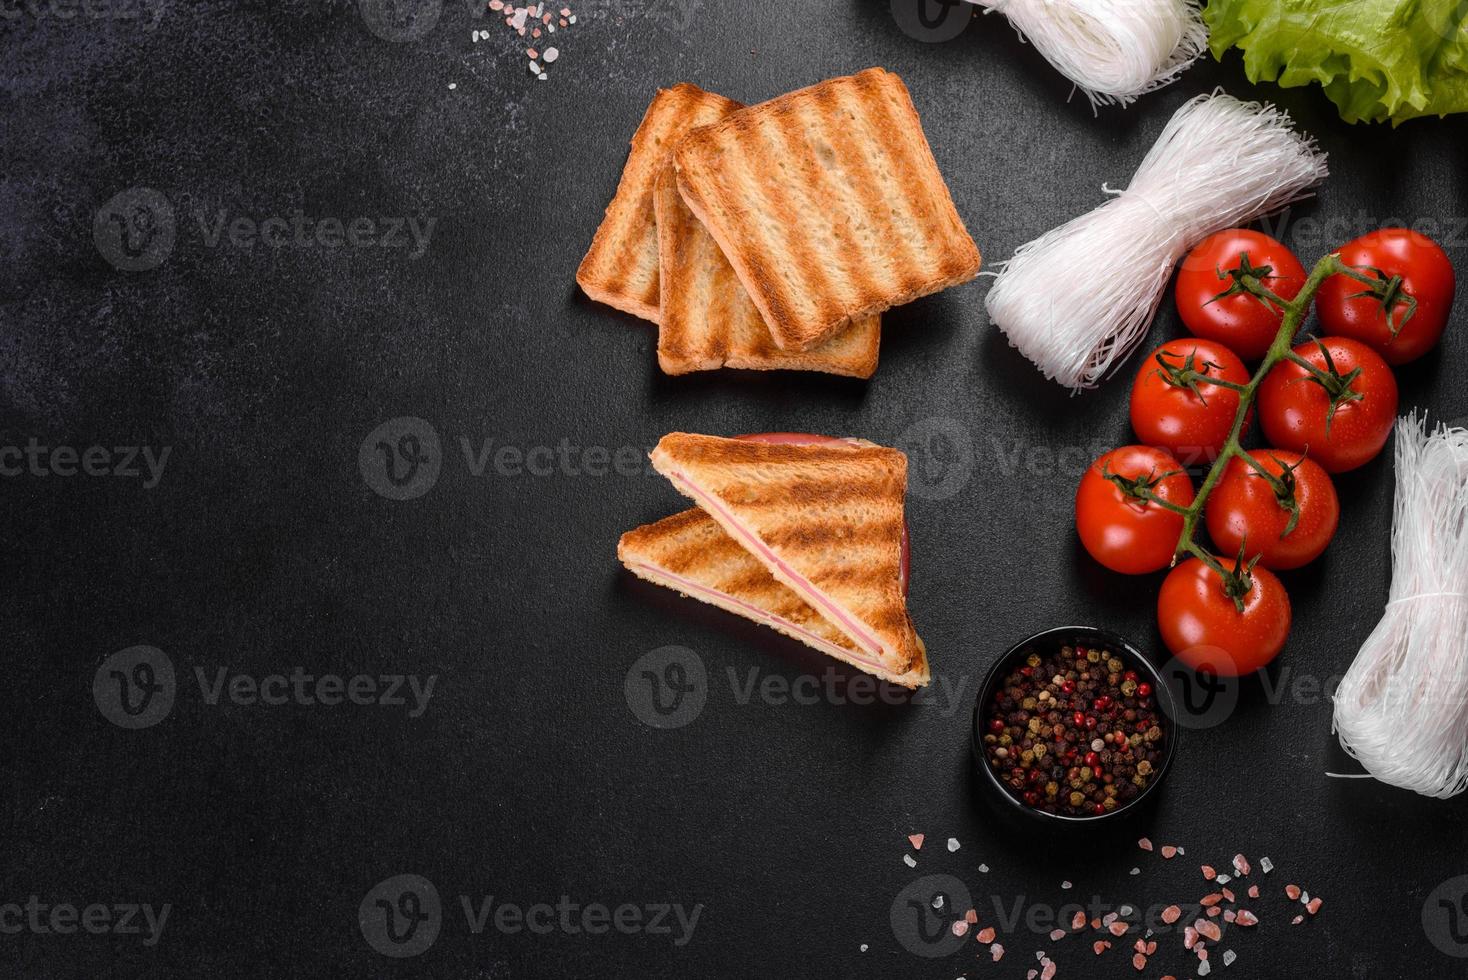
top-left (647, 432), bottom-right (924, 674)
top-left (577, 84), bottom-right (741, 322)
top-left (672, 68), bottom-right (982, 352)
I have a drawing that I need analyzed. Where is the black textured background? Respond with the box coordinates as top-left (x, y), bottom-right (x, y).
top-left (5, 1), bottom-right (1468, 977)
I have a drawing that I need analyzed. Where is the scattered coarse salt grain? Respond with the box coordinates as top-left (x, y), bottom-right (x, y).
top-left (527, 47), bottom-right (538, 58)
top-left (1161, 845), bottom-right (1177, 859)
top-left (1259, 856), bottom-right (1273, 874)
top-left (1306, 897), bottom-right (1323, 915)
top-left (1221, 887), bottom-right (1235, 904)
top-left (1198, 960), bottom-right (1211, 977)
top-left (903, 855), bottom-right (916, 868)
top-left (1196, 919), bottom-right (1222, 942)
top-left (1236, 910), bottom-right (1258, 927)
top-left (1216, 874), bottom-right (1232, 885)
top-left (1072, 910), bottom-right (1087, 930)
top-left (1161, 905), bottom-right (1181, 925)
top-left (909, 834), bottom-right (925, 850)
top-left (948, 837), bottom-right (961, 852)
top-left (1138, 838), bottom-right (1154, 851)
top-left (1233, 854), bottom-right (1251, 876)
top-left (1049, 929), bottom-right (1066, 941)
top-left (1223, 949), bottom-right (1237, 966)
top-left (1040, 957), bottom-right (1057, 980)
top-left (1094, 940), bottom-right (1110, 954)
top-left (953, 921), bottom-right (970, 938)
top-left (1291, 914), bottom-right (1304, 925)
top-left (1222, 909), bottom-right (1236, 923)
top-left (933, 895), bottom-right (944, 910)
top-left (447, 82), bottom-right (457, 89)
top-left (543, 46), bottom-right (559, 63)
top-left (1129, 867), bottom-right (1141, 876)
top-left (978, 863), bottom-right (990, 873)
top-left (1108, 920), bottom-right (1129, 937)
top-left (860, 944), bottom-right (868, 952)
top-left (977, 926), bottom-right (996, 943)
top-left (1133, 953), bottom-right (1147, 971)
top-left (1248, 885), bottom-right (1259, 899)
top-left (1061, 880), bottom-right (1072, 890)
top-left (1202, 865), bottom-right (1217, 880)
top-left (990, 943), bottom-right (1005, 962)
top-left (528, 61), bottom-right (541, 73)
top-left (965, 909), bottom-right (978, 924)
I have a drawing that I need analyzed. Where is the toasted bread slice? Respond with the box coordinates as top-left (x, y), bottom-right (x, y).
top-left (648, 432), bottom-right (925, 678)
top-left (652, 162), bottom-right (882, 377)
top-left (619, 508), bottom-right (930, 687)
top-left (672, 67), bottom-right (982, 352)
top-left (577, 83), bottom-right (742, 322)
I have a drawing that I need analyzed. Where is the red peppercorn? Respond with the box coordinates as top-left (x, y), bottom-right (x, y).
top-left (1124, 670), bottom-right (1138, 682)
top-left (1084, 751), bottom-right (1100, 767)
top-left (1093, 695), bottom-right (1111, 710)
top-left (989, 718), bottom-right (1005, 733)
top-left (1137, 682), bottom-right (1152, 697)
top-left (1092, 803), bottom-right (1106, 815)
top-left (1084, 715), bottom-right (1098, 730)
top-left (1092, 765), bottom-right (1104, 779)
top-left (1024, 790), bottom-right (1041, 806)
top-left (1072, 711), bottom-right (1086, 727)
top-left (1061, 680), bottom-right (1075, 694)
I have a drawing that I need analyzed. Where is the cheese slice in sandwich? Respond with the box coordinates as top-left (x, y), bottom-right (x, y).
top-left (646, 432), bottom-right (927, 684)
top-left (618, 508), bottom-right (930, 688)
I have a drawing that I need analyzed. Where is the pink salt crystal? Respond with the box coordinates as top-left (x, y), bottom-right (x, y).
top-left (1248, 885), bottom-right (1259, 899)
top-left (1207, 907), bottom-right (1221, 918)
top-left (1184, 925), bottom-right (1198, 949)
top-left (1049, 929), bottom-right (1066, 942)
top-left (966, 909), bottom-right (978, 924)
top-left (992, 943), bottom-right (1005, 962)
top-left (1028, 971), bottom-right (1038, 980)
top-left (1291, 914), bottom-right (1304, 925)
top-left (1109, 920), bottom-right (1129, 937)
top-left (1133, 953), bottom-right (1147, 971)
top-left (952, 921), bottom-right (970, 938)
top-left (1306, 897), bottom-right (1323, 915)
top-left (908, 834), bottom-right (924, 850)
top-left (1161, 846), bottom-right (1177, 859)
top-left (527, 48), bottom-right (538, 58)
top-left (1138, 838), bottom-right (1154, 851)
top-left (1093, 940), bottom-right (1110, 955)
top-left (1233, 854), bottom-right (1251, 876)
top-left (1236, 910), bottom-right (1259, 926)
top-left (1196, 919), bottom-right (1222, 942)
top-left (1161, 905), bottom-right (1181, 924)
top-left (1041, 958), bottom-right (1057, 980)
top-left (1202, 865), bottom-right (1217, 880)
top-left (1285, 884), bottom-right (1301, 900)
top-left (977, 927), bottom-right (996, 943)
top-left (1134, 939), bottom-right (1147, 953)
top-left (1221, 888), bottom-right (1235, 903)
top-left (1072, 910), bottom-right (1086, 930)
top-left (1223, 910), bottom-right (1236, 923)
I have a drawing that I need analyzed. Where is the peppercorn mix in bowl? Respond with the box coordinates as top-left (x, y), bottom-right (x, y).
top-left (972, 627), bottom-right (1176, 824)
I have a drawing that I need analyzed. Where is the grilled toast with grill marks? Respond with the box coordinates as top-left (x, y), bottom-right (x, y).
top-left (647, 432), bottom-right (925, 679)
top-left (618, 507), bottom-right (930, 687)
top-left (577, 83), bottom-right (741, 322)
top-left (652, 161), bottom-right (882, 377)
top-left (672, 67), bottom-right (982, 352)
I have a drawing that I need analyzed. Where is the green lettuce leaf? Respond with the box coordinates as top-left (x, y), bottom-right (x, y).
top-left (1204, 0), bottom-right (1468, 124)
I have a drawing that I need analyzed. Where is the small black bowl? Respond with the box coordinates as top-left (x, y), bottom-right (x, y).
top-left (971, 626), bottom-right (1178, 829)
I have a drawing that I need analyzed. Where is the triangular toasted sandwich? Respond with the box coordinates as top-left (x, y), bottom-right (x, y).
top-left (635, 433), bottom-right (927, 685)
top-left (618, 508), bottom-right (929, 687)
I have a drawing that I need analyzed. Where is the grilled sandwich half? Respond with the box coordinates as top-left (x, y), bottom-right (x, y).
top-left (672, 67), bottom-right (982, 352)
top-left (652, 161), bottom-right (882, 377)
top-left (640, 432), bottom-right (928, 685)
top-left (577, 83), bottom-right (741, 322)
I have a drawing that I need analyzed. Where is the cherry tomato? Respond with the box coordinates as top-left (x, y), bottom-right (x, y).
top-left (1176, 229), bottom-right (1307, 360)
top-left (1257, 337), bottom-right (1398, 473)
top-left (1204, 450), bottom-right (1339, 570)
top-left (1129, 338), bottom-right (1252, 465)
top-left (1157, 556), bottom-right (1291, 676)
top-left (1316, 228), bottom-right (1455, 365)
top-left (1075, 446), bottom-right (1195, 575)
top-left (736, 432), bottom-right (909, 593)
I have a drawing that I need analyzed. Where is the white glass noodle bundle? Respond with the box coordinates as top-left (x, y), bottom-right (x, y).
top-left (968, 0), bottom-right (1208, 107)
top-left (984, 92), bottom-right (1327, 390)
top-left (1332, 416), bottom-right (1468, 799)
